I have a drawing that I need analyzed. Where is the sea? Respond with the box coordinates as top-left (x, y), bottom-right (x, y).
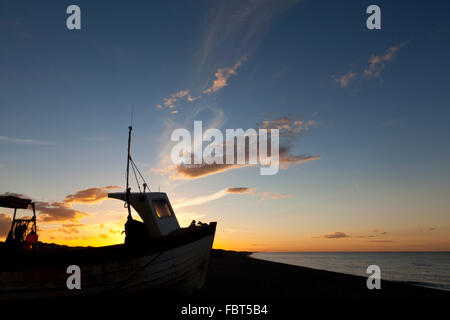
top-left (250, 252), bottom-right (450, 291)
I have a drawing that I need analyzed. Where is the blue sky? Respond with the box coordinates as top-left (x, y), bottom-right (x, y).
top-left (0, 0), bottom-right (449, 250)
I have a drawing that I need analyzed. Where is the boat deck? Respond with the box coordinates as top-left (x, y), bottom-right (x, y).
top-left (0, 222), bottom-right (216, 272)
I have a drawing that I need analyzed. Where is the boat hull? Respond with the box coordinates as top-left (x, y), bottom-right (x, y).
top-left (0, 223), bottom-right (216, 300)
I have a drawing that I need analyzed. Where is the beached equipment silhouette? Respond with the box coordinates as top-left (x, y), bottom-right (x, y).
top-left (1, 196), bottom-right (38, 253)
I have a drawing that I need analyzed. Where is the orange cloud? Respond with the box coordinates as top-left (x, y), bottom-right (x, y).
top-left (1, 186), bottom-right (121, 223)
top-left (323, 232), bottom-right (350, 239)
top-left (204, 56), bottom-right (247, 94)
top-left (0, 212), bottom-right (12, 236)
top-left (163, 90), bottom-right (189, 109)
top-left (158, 90), bottom-right (197, 111)
top-left (63, 186), bottom-right (121, 205)
top-left (173, 187), bottom-right (290, 209)
top-left (258, 192), bottom-right (291, 200)
top-left (225, 187), bottom-right (290, 200)
top-left (0, 192), bottom-right (85, 223)
top-left (35, 201), bottom-right (85, 222)
top-left (226, 187), bottom-right (255, 194)
top-left (333, 43), bottom-right (407, 88)
top-left (155, 143), bottom-right (319, 180)
top-left (171, 162), bottom-right (242, 179)
top-left (257, 116), bottom-right (320, 136)
top-left (364, 43), bottom-right (407, 78)
top-left (174, 189), bottom-right (229, 209)
top-left (156, 56), bottom-right (246, 113)
top-left (334, 71), bottom-right (356, 87)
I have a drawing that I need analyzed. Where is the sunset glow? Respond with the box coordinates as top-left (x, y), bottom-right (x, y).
top-left (1, 0), bottom-right (449, 253)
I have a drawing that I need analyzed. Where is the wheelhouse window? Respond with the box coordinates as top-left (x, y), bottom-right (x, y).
top-left (153, 199), bottom-right (172, 218)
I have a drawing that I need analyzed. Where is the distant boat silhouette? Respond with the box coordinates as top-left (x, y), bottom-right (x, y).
top-left (0, 126), bottom-right (217, 300)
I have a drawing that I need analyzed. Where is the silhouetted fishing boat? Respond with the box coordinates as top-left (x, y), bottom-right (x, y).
top-left (0, 126), bottom-right (216, 300)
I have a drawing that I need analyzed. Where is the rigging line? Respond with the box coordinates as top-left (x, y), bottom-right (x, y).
top-left (130, 157), bottom-right (149, 188)
top-left (131, 159), bottom-right (150, 192)
top-left (129, 159), bottom-right (149, 191)
top-left (130, 159), bottom-right (142, 193)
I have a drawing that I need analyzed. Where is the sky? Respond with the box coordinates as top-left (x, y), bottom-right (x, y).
top-left (0, 0), bottom-right (449, 251)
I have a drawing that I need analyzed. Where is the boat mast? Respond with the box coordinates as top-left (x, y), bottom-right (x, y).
top-left (126, 125), bottom-right (132, 220)
top-left (124, 105), bottom-right (150, 218)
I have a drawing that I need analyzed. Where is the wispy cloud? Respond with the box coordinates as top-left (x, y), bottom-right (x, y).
top-left (164, 90), bottom-right (189, 109)
top-left (173, 187), bottom-right (290, 209)
top-left (39, 186), bottom-right (121, 222)
top-left (226, 187), bottom-right (254, 194)
top-left (154, 144), bottom-right (319, 180)
top-left (256, 116), bottom-right (320, 137)
top-left (31, 200), bottom-right (84, 222)
top-left (333, 71), bottom-right (357, 88)
top-left (203, 56), bottom-right (247, 94)
top-left (63, 186), bottom-right (121, 205)
top-left (364, 43), bottom-right (407, 78)
top-left (323, 232), bottom-right (350, 239)
top-left (173, 189), bottom-right (229, 209)
top-left (152, 115), bottom-right (320, 179)
top-left (358, 230), bottom-right (388, 238)
top-left (157, 0), bottom-right (299, 114)
top-left (0, 135), bottom-right (55, 145)
top-left (157, 89), bottom-right (198, 113)
top-left (199, 0), bottom-right (299, 70)
top-left (156, 56), bottom-right (246, 113)
top-left (334, 43), bottom-right (407, 88)
top-left (226, 187), bottom-right (291, 200)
